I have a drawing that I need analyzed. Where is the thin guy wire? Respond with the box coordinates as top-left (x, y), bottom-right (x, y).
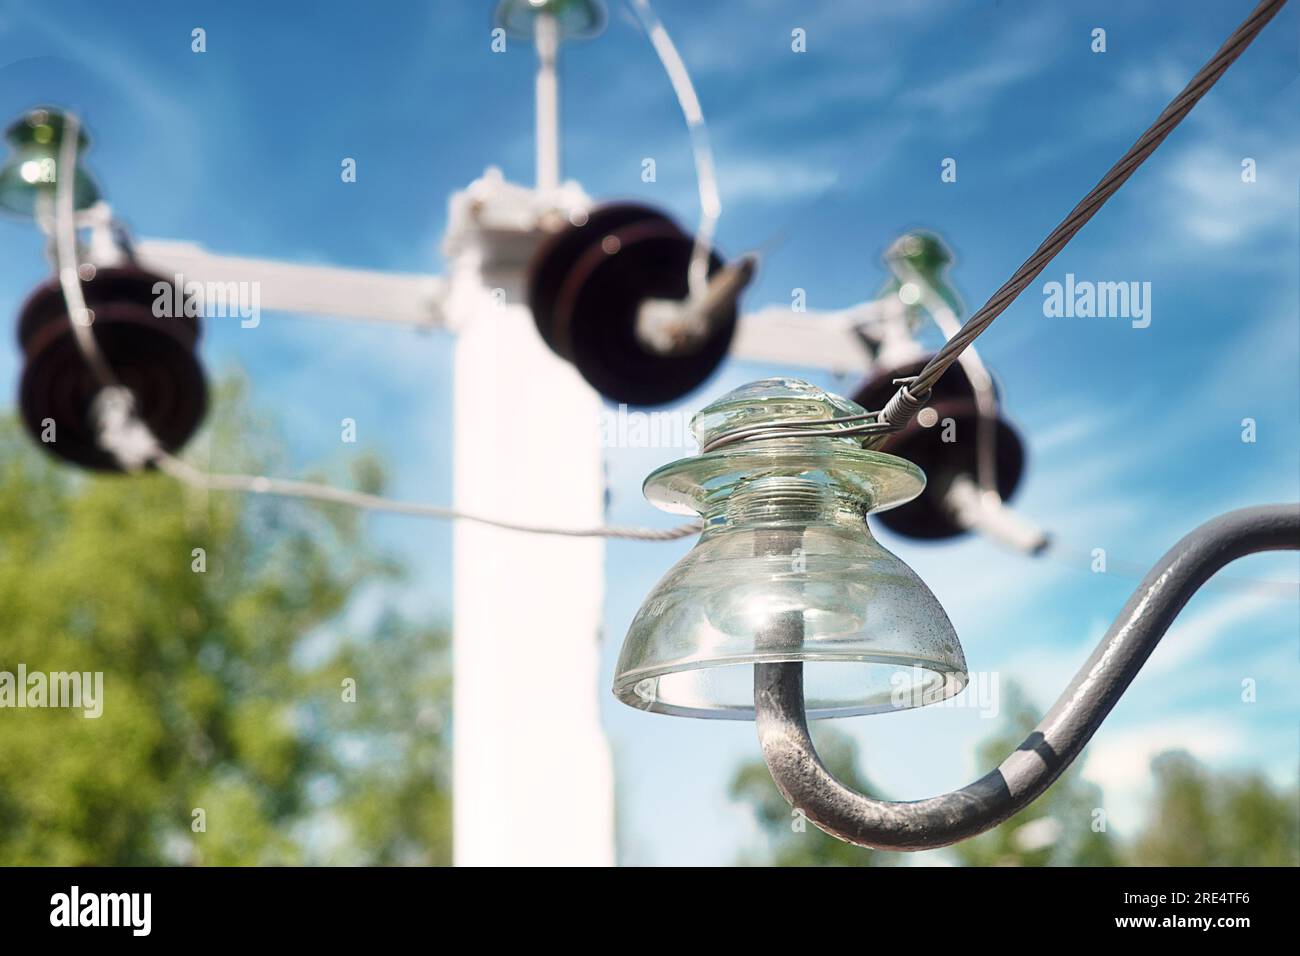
top-left (152, 453), bottom-right (703, 540)
top-left (52, 112), bottom-right (119, 391)
top-left (1041, 537), bottom-right (1298, 600)
top-left (630, 0), bottom-right (720, 304)
top-left (51, 123), bottom-right (698, 542)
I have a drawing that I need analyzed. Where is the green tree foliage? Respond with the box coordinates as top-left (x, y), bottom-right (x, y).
top-left (730, 726), bottom-right (890, 866)
top-left (0, 383), bottom-right (450, 864)
top-left (314, 609), bottom-right (452, 865)
top-left (1129, 750), bottom-right (1298, 866)
top-left (950, 682), bottom-right (1118, 867)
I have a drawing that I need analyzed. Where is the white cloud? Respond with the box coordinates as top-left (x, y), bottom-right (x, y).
top-left (1030, 414), bottom-right (1109, 458)
top-left (1158, 142), bottom-right (1298, 246)
top-left (1199, 292), bottom-right (1300, 411)
top-left (1001, 617), bottom-right (1111, 707)
top-left (897, 5), bottom-right (1060, 123)
top-left (718, 157), bottom-right (840, 203)
top-left (674, 0), bottom-right (957, 77)
top-left (1119, 59), bottom-right (1196, 103)
top-left (1146, 589), bottom-right (1280, 675)
top-left (901, 56), bottom-right (1042, 119)
top-left (1081, 716), bottom-right (1243, 833)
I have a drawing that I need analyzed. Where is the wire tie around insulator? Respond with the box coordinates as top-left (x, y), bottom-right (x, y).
top-left (878, 381), bottom-right (932, 431)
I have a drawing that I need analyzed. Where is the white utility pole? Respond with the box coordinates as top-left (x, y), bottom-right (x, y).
top-left (443, 171), bottom-right (613, 866)
top-left (123, 183), bottom-right (893, 868)
top-left (129, 168), bottom-right (617, 866)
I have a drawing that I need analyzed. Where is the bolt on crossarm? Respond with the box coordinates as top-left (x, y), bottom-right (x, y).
top-left (755, 504), bottom-right (1300, 851)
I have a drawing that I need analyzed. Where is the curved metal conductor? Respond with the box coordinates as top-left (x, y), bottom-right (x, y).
top-left (755, 504), bottom-right (1300, 851)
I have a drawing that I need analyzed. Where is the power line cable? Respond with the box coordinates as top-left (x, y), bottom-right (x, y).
top-left (866, 0), bottom-right (1288, 441)
top-left (152, 453), bottom-right (703, 540)
top-left (49, 116), bottom-right (702, 543)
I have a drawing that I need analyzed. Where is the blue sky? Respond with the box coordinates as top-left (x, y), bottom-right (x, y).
top-left (1, 0), bottom-right (1296, 865)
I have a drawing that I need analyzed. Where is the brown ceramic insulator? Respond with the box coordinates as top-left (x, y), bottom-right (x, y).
top-left (853, 357), bottom-right (1025, 540)
top-left (526, 203), bottom-right (670, 359)
top-left (551, 217), bottom-right (735, 407)
top-left (16, 266), bottom-right (207, 471)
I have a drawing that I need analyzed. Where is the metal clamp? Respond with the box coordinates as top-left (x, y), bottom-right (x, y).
top-left (755, 504), bottom-right (1300, 851)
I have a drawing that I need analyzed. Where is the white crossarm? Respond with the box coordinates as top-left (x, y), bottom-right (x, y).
top-left (128, 236), bottom-right (893, 373)
top-left (731, 300), bottom-right (890, 374)
top-left (132, 239), bottom-right (449, 329)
